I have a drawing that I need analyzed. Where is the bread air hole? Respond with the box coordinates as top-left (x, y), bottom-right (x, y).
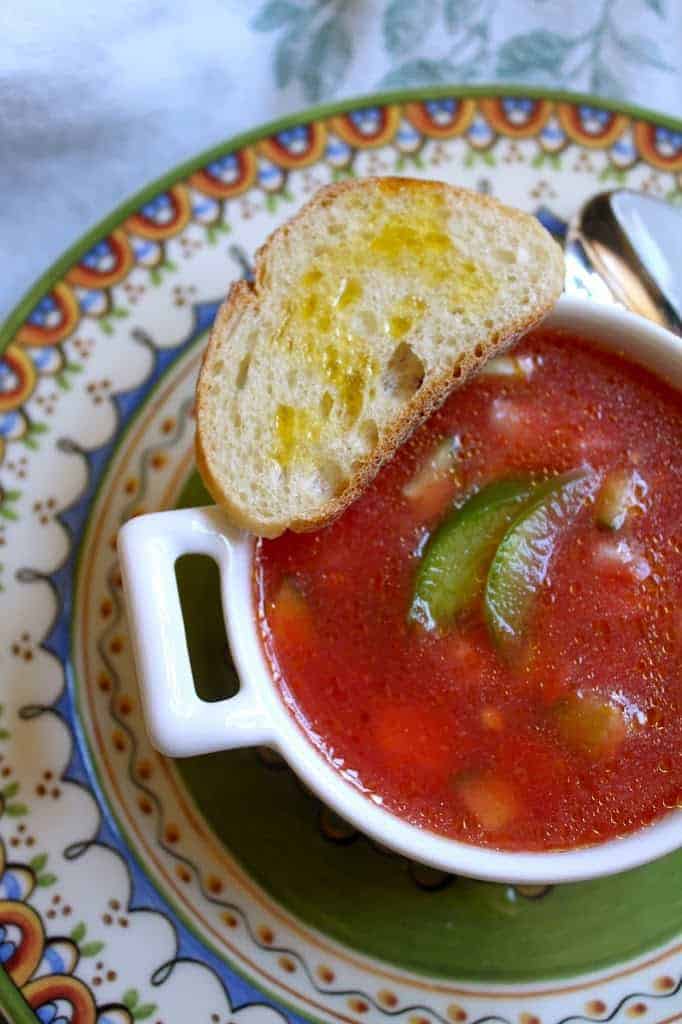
top-left (360, 418), bottom-right (379, 451)
top-left (320, 391), bottom-right (334, 418)
top-left (317, 459), bottom-right (346, 499)
top-left (382, 342), bottom-right (425, 399)
top-left (360, 310), bottom-right (378, 334)
top-left (236, 353), bottom-right (251, 389)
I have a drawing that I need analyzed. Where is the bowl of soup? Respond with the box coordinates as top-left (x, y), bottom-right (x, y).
top-left (119, 295), bottom-right (682, 884)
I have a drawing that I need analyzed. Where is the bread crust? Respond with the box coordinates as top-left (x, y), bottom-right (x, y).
top-left (196, 177), bottom-right (564, 538)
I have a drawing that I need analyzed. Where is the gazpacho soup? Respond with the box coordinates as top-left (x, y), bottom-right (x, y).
top-left (255, 328), bottom-right (682, 852)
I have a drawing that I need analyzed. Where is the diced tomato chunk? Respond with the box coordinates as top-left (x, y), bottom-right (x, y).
top-left (489, 398), bottom-right (535, 444)
top-left (269, 578), bottom-right (315, 652)
top-left (403, 438), bottom-right (460, 521)
top-left (407, 474), bottom-right (458, 521)
top-left (593, 538), bottom-right (651, 582)
top-left (434, 632), bottom-right (486, 676)
top-left (480, 707), bottom-right (504, 731)
top-left (373, 703), bottom-right (467, 787)
top-left (455, 773), bottom-right (520, 831)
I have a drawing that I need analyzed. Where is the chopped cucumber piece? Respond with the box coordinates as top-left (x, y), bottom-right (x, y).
top-left (455, 772), bottom-right (519, 831)
top-left (410, 478), bottom-right (536, 630)
top-left (403, 436), bottom-right (461, 502)
top-left (485, 469), bottom-right (596, 658)
top-left (480, 354), bottom-right (535, 380)
top-left (552, 692), bottom-right (627, 759)
top-left (594, 468), bottom-right (647, 531)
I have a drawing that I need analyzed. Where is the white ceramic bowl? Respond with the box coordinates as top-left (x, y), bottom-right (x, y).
top-left (118, 295), bottom-right (682, 885)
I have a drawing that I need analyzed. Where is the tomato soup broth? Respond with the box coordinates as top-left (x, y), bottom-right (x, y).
top-left (256, 329), bottom-right (682, 851)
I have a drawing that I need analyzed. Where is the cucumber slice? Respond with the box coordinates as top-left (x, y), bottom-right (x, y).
top-left (485, 469), bottom-right (596, 658)
top-left (409, 478), bottom-right (536, 630)
top-left (594, 468), bottom-right (647, 531)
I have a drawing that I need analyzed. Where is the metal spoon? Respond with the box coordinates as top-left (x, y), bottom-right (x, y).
top-left (565, 190), bottom-right (682, 336)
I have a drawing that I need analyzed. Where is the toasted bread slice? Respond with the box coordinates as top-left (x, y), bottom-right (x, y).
top-left (196, 177), bottom-right (563, 537)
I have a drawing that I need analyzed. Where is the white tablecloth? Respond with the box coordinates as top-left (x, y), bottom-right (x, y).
top-left (1, 0), bottom-right (680, 320)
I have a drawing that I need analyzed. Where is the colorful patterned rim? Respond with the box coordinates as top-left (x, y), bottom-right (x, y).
top-left (1, 87), bottom-right (681, 1024)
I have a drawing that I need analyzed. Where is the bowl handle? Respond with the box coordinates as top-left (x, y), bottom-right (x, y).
top-left (117, 506), bottom-right (274, 757)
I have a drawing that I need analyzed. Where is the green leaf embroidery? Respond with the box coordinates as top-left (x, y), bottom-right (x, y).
top-left (599, 164), bottom-right (627, 183)
top-left (123, 989), bottom-right (139, 1010)
top-left (133, 1004), bottom-right (157, 1021)
top-left (70, 921), bottom-right (87, 943)
top-left (6, 802), bottom-right (28, 817)
top-left (496, 29), bottom-right (575, 77)
top-left (644, 0), bottom-right (665, 15)
top-left (112, 305), bottom-right (129, 319)
top-left (4, 491), bottom-right (21, 501)
top-left (301, 15), bottom-right (352, 102)
top-left (612, 31), bottom-right (674, 71)
top-left (30, 422), bottom-right (48, 434)
top-left (1, 781), bottom-right (19, 799)
top-left (444, 0), bottom-right (483, 33)
top-left (252, 0), bottom-right (301, 31)
top-left (331, 166), bottom-right (354, 180)
top-left (0, 507), bottom-right (18, 521)
top-left (380, 57), bottom-right (457, 89)
top-left (100, 319), bottom-right (114, 335)
top-left (37, 872), bottom-right (58, 887)
top-left (30, 853), bottom-right (48, 872)
top-left (149, 268), bottom-right (162, 287)
top-left (382, 0), bottom-right (430, 57)
top-left (591, 63), bottom-right (624, 99)
top-left (80, 940), bottom-right (105, 957)
top-left (274, 27), bottom-right (306, 88)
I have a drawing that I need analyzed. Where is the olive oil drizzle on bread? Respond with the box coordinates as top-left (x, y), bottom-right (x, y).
top-left (196, 178), bottom-right (564, 537)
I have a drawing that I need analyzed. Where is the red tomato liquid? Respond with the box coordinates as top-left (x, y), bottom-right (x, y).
top-left (255, 329), bottom-right (682, 851)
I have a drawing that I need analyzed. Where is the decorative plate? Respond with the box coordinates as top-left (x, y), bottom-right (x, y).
top-left (1, 86), bottom-right (681, 1024)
